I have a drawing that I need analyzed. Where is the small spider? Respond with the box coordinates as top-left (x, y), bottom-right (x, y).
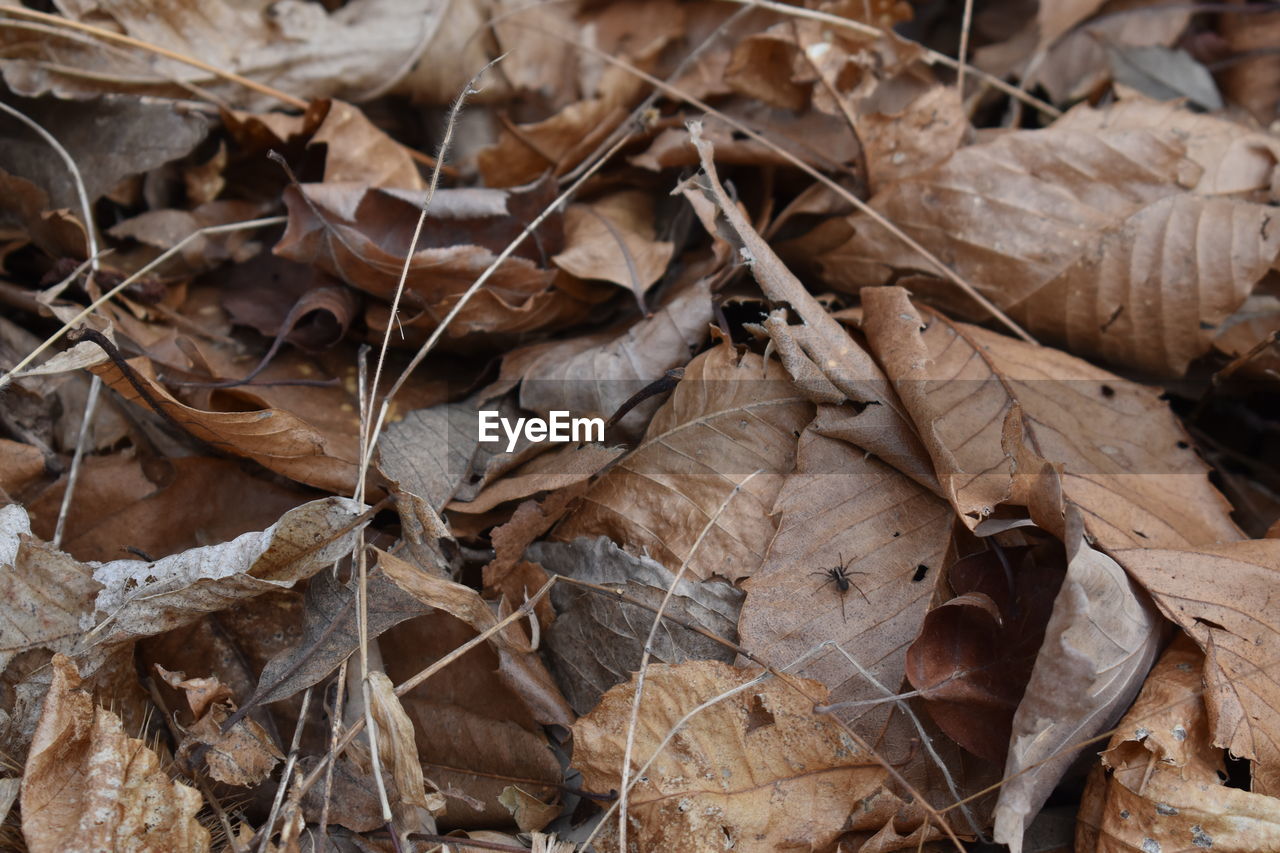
top-left (811, 554), bottom-right (869, 622)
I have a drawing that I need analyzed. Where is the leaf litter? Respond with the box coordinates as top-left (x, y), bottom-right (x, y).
top-left (1, 2), bottom-right (1280, 852)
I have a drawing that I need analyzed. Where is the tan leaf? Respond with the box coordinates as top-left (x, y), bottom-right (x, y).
top-left (0, 439), bottom-right (43, 498)
top-left (498, 786), bottom-right (561, 833)
top-left (20, 655), bottom-right (209, 853)
top-left (993, 508), bottom-right (1162, 853)
top-left (738, 421), bottom-right (951, 746)
top-left (572, 660), bottom-right (888, 852)
top-left (1038, 0), bottom-right (1109, 49)
top-left (1115, 539), bottom-right (1280, 796)
top-left (0, 504), bottom-right (101, 673)
top-left (368, 670), bottom-right (447, 823)
top-left (1077, 635), bottom-right (1280, 851)
top-left (552, 191), bottom-right (675, 298)
top-left (683, 126), bottom-right (939, 492)
top-left (860, 287), bottom-right (1241, 548)
top-left (88, 496), bottom-right (368, 647)
top-left (447, 443), bottom-right (623, 516)
top-left (857, 83), bottom-right (968, 193)
top-left (0, 0), bottom-right (465, 110)
top-left (553, 341), bottom-right (812, 580)
top-left (84, 353), bottom-right (359, 493)
top-left (818, 112), bottom-right (1280, 376)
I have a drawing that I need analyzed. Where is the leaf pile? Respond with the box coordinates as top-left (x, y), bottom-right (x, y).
top-left (1, 2), bottom-right (1279, 852)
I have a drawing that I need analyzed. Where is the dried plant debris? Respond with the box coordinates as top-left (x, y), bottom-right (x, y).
top-left (1, 2), bottom-right (1280, 851)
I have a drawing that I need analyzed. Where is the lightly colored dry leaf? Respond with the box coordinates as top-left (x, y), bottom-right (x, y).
top-left (21, 655), bottom-right (209, 853)
top-left (860, 287), bottom-right (1241, 549)
top-left (818, 104), bottom-right (1280, 377)
top-left (683, 124), bottom-right (939, 493)
top-left (552, 190), bottom-right (675, 298)
top-left (367, 670), bottom-right (447, 826)
top-left (1076, 635), bottom-right (1280, 852)
top-left (553, 340), bottom-right (812, 580)
top-left (737, 420), bottom-right (951, 750)
top-left (993, 507), bottom-right (1162, 853)
top-left (571, 660), bottom-right (888, 853)
top-left (1115, 539), bottom-right (1280, 796)
top-left (88, 496), bottom-right (368, 648)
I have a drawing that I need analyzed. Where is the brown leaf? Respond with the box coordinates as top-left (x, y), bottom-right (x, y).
top-left (552, 191), bottom-right (675, 298)
top-left (155, 665), bottom-right (283, 788)
top-left (857, 83), bottom-right (968, 193)
top-left (571, 660), bottom-right (887, 852)
top-left (1076, 635), bottom-right (1280, 852)
top-left (367, 670), bottom-right (447, 826)
top-left (0, 0), bottom-right (465, 110)
top-left (28, 455), bottom-right (313, 563)
top-left (818, 109), bottom-right (1280, 376)
top-left (84, 351), bottom-right (360, 493)
top-left (532, 537), bottom-right (742, 714)
top-left (275, 178), bottom-right (608, 342)
top-left (1220, 7), bottom-right (1280, 125)
top-left (860, 287), bottom-right (1241, 549)
top-left (88, 496), bottom-right (369, 647)
top-left (1115, 539), bottom-right (1280, 795)
top-left (20, 655), bottom-right (208, 853)
top-left (684, 126), bottom-right (939, 493)
top-left (448, 442), bottom-right (623, 516)
top-left (0, 439), bottom-right (44, 499)
top-left (993, 508), bottom-right (1162, 853)
top-left (553, 341), bottom-right (812, 580)
top-left (737, 420), bottom-right (950, 746)
top-left (904, 546), bottom-right (1065, 763)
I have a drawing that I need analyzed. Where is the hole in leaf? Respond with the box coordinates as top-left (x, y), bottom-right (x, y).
top-left (744, 694), bottom-right (775, 733)
top-left (912, 565), bottom-right (929, 582)
top-left (1100, 384), bottom-right (1116, 398)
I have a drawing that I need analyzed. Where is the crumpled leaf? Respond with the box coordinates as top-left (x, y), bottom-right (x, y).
top-left (817, 105), bottom-right (1280, 376)
top-left (737, 419), bottom-right (950, 748)
top-left (571, 660), bottom-right (889, 852)
top-left (20, 655), bottom-right (208, 853)
top-left (684, 125), bottom-right (939, 492)
top-left (275, 177), bottom-right (609, 342)
top-left (1076, 635), bottom-right (1280, 851)
top-left (531, 537), bottom-right (742, 714)
top-left (88, 496), bottom-right (368, 647)
top-left (860, 286), bottom-right (1241, 549)
top-left (498, 786), bottom-right (560, 833)
top-left (84, 352), bottom-right (360, 493)
top-left (1115, 539), bottom-right (1280, 795)
top-left (367, 670), bottom-right (447, 827)
top-left (0, 504), bottom-right (101, 672)
top-left (155, 665), bottom-right (282, 788)
top-left (553, 340), bottom-right (812, 580)
top-left (993, 507), bottom-right (1162, 853)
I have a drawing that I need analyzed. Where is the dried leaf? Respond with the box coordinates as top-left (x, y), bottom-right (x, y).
top-left (1076, 636), bottom-right (1280, 851)
top-left (860, 287), bottom-right (1241, 549)
top-left (156, 666), bottom-right (283, 788)
top-left (20, 655), bottom-right (209, 853)
top-left (498, 786), bottom-right (561, 833)
top-left (737, 421), bottom-right (950, 747)
top-left (532, 537), bottom-right (742, 714)
top-left (553, 342), bottom-right (812, 580)
top-left (89, 496), bottom-right (368, 647)
top-left (498, 277), bottom-right (711, 436)
top-left (85, 353), bottom-right (360, 493)
top-left (571, 660), bottom-right (887, 852)
top-left (552, 191), bottom-right (675, 297)
top-left (239, 566), bottom-right (425, 713)
top-left (819, 110), bottom-right (1280, 376)
top-left (1115, 539), bottom-right (1280, 795)
top-left (993, 508), bottom-right (1162, 853)
top-left (367, 670), bottom-right (447, 824)
top-left (1106, 45), bottom-right (1223, 110)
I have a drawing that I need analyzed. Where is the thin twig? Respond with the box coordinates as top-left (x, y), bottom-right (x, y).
top-left (956, 0), bottom-right (975, 96)
top-left (255, 687), bottom-right (314, 853)
top-left (53, 377), bottom-right (100, 548)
